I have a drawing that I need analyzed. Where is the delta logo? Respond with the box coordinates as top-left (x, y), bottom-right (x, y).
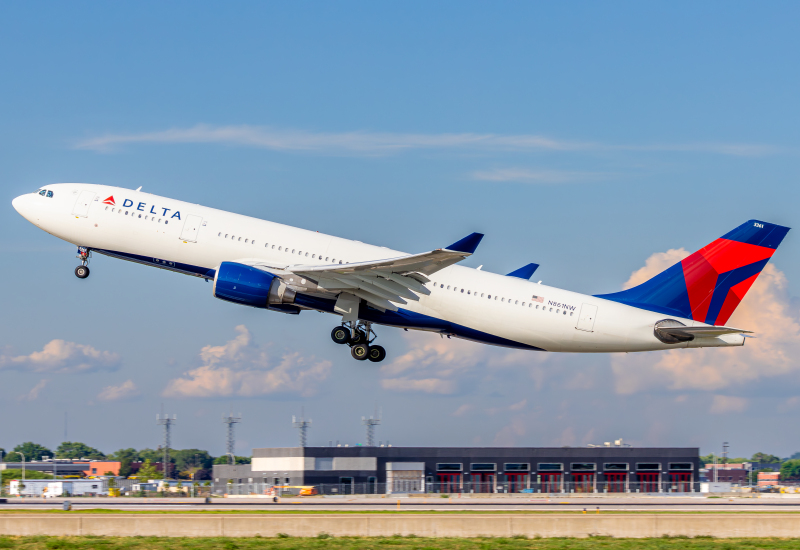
top-left (103, 196), bottom-right (115, 205)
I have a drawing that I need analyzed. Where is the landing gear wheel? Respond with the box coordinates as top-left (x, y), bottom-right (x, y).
top-left (331, 326), bottom-right (351, 345)
top-left (367, 345), bottom-right (386, 363)
top-left (349, 330), bottom-right (367, 346)
top-left (351, 343), bottom-right (370, 361)
top-left (75, 265), bottom-right (90, 279)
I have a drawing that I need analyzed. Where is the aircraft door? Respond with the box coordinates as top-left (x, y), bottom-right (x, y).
top-left (576, 303), bottom-right (598, 332)
top-left (72, 191), bottom-right (96, 217)
top-left (179, 214), bottom-right (203, 242)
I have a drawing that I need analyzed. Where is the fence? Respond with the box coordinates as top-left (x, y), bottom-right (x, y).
top-left (218, 479), bottom-right (702, 496)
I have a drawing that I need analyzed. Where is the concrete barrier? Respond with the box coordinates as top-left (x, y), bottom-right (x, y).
top-left (0, 514), bottom-right (799, 538)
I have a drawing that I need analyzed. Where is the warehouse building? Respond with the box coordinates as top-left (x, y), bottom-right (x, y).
top-left (213, 446), bottom-right (700, 494)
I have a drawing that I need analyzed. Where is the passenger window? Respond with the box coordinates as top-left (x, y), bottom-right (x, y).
top-left (245, 239), bottom-right (248, 243)
top-left (165, 221), bottom-right (168, 224)
top-left (231, 235), bottom-right (235, 239)
top-left (298, 251), bottom-right (302, 255)
top-left (549, 308), bottom-right (553, 312)
top-left (332, 258), bottom-right (335, 262)
top-left (515, 300), bottom-right (518, 305)
top-left (325, 257), bottom-right (329, 261)
top-left (225, 234), bottom-right (228, 238)
top-left (556, 309), bottom-right (560, 314)
top-left (461, 289), bottom-right (464, 293)
top-left (238, 237), bottom-right (242, 241)
top-left (47, 191), bottom-right (53, 198)
top-left (312, 254), bottom-right (316, 259)
top-left (536, 305), bottom-right (539, 309)
top-left (339, 260), bottom-right (343, 264)
top-left (112, 208), bottom-right (115, 212)
top-left (570, 312), bottom-right (574, 316)
top-left (501, 298), bottom-right (505, 302)
top-left (447, 286), bottom-right (450, 290)
top-left (125, 211), bottom-right (129, 215)
top-left (138, 214), bottom-right (142, 218)
top-left (292, 249), bottom-right (295, 253)
top-left (272, 245), bottom-right (275, 249)
top-left (481, 293), bottom-right (484, 297)
top-left (487, 295), bottom-right (491, 299)
top-left (467, 290), bottom-right (470, 295)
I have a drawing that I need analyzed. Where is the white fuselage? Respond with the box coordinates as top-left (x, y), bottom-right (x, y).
top-left (12, 183), bottom-right (745, 353)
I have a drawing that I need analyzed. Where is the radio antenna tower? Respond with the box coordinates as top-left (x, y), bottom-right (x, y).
top-left (156, 410), bottom-right (176, 479)
top-left (292, 408), bottom-right (311, 448)
top-left (362, 406), bottom-right (382, 447)
top-left (223, 411), bottom-right (242, 465)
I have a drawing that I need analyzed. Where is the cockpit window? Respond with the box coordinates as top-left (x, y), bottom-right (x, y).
top-left (46, 190), bottom-right (53, 198)
top-left (37, 189), bottom-right (54, 198)
top-left (38, 190), bottom-right (46, 196)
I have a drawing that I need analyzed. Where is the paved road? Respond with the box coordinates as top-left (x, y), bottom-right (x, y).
top-left (5, 496), bottom-right (800, 512)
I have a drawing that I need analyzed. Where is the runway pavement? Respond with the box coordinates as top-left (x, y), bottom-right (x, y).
top-left (3, 496), bottom-right (800, 512)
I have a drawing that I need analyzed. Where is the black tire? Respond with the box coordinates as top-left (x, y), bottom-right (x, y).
top-left (367, 345), bottom-right (386, 363)
top-left (331, 326), bottom-right (351, 345)
top-left (75, 266), bottom-right (90, 279)
top-left (350, 330), bottom-right (367, 345)
top-left (351, 343), bottom-right (370, 361)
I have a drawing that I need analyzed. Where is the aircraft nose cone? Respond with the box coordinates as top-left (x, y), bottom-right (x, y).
top-left (11, 194), bottom-right (24, 213)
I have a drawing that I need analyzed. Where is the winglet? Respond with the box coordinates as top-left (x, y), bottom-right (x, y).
top-left (506, 263), bottom-right (539, 279)
top-left (445, 232), bottom-right (484, 254)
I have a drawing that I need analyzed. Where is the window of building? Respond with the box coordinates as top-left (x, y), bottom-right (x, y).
top-left (470, 463), bottom-right (496, 471)
top-left (636, 463), bottom-right (661, 471)
top-left (504, 463), bottom-right (530, 472)
top-left (669, 463), bottom-right (693, 471)
top-left (437, 463), bottom-right (462, 471)
top-left (571, 463), bottom-right (596, 471)
top-left (537, 463), bottom-right (563, 471)
top-left (315, 457), bottom-right (334, 471)
top-left (604, 463), bottom-right (629, 471)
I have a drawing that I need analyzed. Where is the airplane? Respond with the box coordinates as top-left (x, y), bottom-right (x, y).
top-left (12, 183), bottom-right (789, 362)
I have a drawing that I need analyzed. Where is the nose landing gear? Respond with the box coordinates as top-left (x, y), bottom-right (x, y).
top-left (330, 321), bottom-right (386, 363)
top-left (75, 247), bottom-right (91, 279)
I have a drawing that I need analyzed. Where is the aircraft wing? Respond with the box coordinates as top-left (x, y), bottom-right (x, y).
top-left (290, 232), bottom-right (484, 312)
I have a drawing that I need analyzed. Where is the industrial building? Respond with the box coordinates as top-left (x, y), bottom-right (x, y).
top-left (213, 446), bottom-right (700, 494)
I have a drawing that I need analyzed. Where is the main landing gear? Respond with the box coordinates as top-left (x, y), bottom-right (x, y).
top-left (330, 321), bottom-right (387, 363)
top-left (74, 247), bottom-right (91, 279)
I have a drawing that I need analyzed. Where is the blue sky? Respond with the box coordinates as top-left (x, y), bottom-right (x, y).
top-left (1, 1), bottom-right (799, 459)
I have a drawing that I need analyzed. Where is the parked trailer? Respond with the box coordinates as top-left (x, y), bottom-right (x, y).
top-left (8, 479), bottom-right (107, 497)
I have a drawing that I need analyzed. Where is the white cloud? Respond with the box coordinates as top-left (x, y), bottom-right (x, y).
top-left (163, 325), bottom-right (331, 398)
top-left (611, 251), bottom-right (800, 394)
top-left (472, 168), bottom-right (610, 184)
top-left (73, 124), bottom-right (778, 157)
top-left (97, 380), bottom-right (140, 401)
top-left (709, 395), bottom-right (749, 414)
top-left (19, 379), bottom-right (49, 401)
top-left (0, 340), bottom-right (120, 374)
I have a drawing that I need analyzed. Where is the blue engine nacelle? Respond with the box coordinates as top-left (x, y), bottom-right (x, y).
top-left (213, 262), bottom-right (296, 310)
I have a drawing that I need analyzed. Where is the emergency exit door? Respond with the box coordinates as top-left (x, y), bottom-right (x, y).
top-left (576, 303), bottom-right (598, 332)
top-left (179, 215), bottom-right (203, 242)
top-left (72, 191), bottom-right (96, 218)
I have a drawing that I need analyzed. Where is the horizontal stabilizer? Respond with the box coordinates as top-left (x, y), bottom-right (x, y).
top-left (654, 321), bottom-right (752, 344)
top-left (446, 232), bottom-right (484, 254)
top-left (507, 263), bottom-right (539, 279)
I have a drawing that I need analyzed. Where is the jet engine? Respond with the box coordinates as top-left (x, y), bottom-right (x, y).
top-left (213, 262), bottom-right (296, 309)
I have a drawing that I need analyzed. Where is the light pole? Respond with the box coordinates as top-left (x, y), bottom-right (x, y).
top-left (18, 452), bottom-right (25, 497)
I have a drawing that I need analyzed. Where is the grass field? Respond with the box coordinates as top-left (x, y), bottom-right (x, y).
top-left (0, 536), bottom-right (799, 549)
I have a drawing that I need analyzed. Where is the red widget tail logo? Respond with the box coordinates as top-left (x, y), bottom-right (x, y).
top-left (102, 196), bottom-right (115, 205)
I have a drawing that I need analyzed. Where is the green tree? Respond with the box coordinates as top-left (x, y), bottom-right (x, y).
top-left (213, 455), bottom-right (251, 465)
top-left (700, 453), bottom-right (718, 465)
top-left (11, 442), bottom-right (52, 461)
top-left (751, 452), bottom-right (781, 464)
top-left (137, 448), bottom-right (164, 463)
top-left (1, 469), bottom-right (52, 485)
top-left (56, 441), bottom-right (106, 460)
top-left (135, 459), bottom-right (163, 480)
top-left (118, 457), bottom-right (133, 478)
top-left (172, 449), bottom-right (213, 472)
top-left (108, 448), bottom-right (140, 461)
top-left (780, 459), bottom-right (800, 480)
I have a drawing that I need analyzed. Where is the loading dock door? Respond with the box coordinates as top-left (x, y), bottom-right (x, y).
top-left (669, 473), bottom-right (691, 493)
top-left (605, 473), bottom-right (627, 493)
top-left (505, 474), bottom-right (528, 493)
top-left (572, 473), bottom-right (594, 493)
top-left (637, 473), bottom-right (659, 493)
top-left (72, 191), bottom-right (96, 218)
top-left (437, 473), bottom-right (461, 493)
top-left (470, 473), bottom-right (494, 493)
top-left (179, 215), bottom-right (203, 242)
top-left (576, 303), bottom-right (598, 332)
top-left (540, 473), bottom-right (562, 493)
